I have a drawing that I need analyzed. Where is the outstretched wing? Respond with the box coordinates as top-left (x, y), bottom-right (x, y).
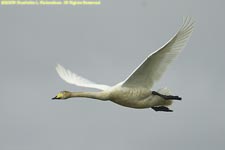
top-left (122, 17), bottom-right (194, 89)
top-left (56, 64), bottom-right (111, 90)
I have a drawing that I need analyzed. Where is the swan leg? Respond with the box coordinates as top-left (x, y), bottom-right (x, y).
top-left (152, 106), bottom-right (173, 112)
top-left (152, 91), bottom-right (182, 100)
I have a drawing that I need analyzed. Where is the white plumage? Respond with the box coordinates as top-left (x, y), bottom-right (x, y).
top-left (56, 64), bottom-right (110, 90)
top-left (122, 17), bottom-right (194, 89)
top-left (53, 17), bottom-right (194, 111)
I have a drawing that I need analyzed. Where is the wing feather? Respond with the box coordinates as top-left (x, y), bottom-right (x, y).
top-left (122, 17), bottom-right (194, 89)
top-left (56, 64), bottom-right (110, 90)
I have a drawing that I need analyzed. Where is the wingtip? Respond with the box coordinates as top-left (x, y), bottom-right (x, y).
top-left (182, 16), bottom-right (195, 23)
top-left (56, 63), bottom-right (62, 68)
top-left (56, 64), bottom-right (65, 72)
top-left (181, 16), bottom-right (195, 29)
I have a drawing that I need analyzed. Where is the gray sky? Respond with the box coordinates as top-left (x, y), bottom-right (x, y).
top-left (0, 0), bottom-right (225, 150)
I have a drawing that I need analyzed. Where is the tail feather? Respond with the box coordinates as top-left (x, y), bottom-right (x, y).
top-left (157, 87), bottom-right (171, 95)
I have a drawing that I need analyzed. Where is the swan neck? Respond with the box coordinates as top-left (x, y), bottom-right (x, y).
top-left (70, 91), bottom-right (109, 100)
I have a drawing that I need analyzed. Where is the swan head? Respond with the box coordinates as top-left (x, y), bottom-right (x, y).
top-left (52, 91), bottom-right (71, 100)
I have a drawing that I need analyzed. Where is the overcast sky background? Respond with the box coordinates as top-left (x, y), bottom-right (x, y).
top-left (0, 0), bottom-right (225, 150)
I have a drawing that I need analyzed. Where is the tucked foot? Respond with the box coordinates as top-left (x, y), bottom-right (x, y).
top-left (152, 91), bottom-right (182, 100)
top-left (152, 106), bottom-right (173, 112)
top-left (165, 95), bottom-right (182, 100)
top-left (152, 91), bottom-right (162, 96)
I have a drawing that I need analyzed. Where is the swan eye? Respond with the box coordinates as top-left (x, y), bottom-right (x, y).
top-left (56, 93), bottom-right (63, 99)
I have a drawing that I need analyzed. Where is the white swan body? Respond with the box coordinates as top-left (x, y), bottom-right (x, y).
top-left (53, 17), bottom-right (194, 111)
top-left (105, 86), bottom-right (172, 108)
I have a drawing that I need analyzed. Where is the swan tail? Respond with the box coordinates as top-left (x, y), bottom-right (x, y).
top-left (157, 87), bottom-right (173, 106)
top-left (157, 87), bottom-right (171, 95)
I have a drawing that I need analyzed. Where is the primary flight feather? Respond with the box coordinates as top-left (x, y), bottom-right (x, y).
top-left (56, 64), bottom-right (110, 90)
top-left (122, 17), bottom-right (194, 89)
top-left (53, 17), bottom-right (194, 112)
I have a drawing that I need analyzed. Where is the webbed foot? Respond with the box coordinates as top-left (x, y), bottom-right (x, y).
top-left (152, 91), bottom-right (182, 100)
top-left (152, 106), bottom-right (173, 112)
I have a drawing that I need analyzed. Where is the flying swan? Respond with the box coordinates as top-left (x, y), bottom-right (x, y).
top-left (52, 17), bottom-right (194, 112)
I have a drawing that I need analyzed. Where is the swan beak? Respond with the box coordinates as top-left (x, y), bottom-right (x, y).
top-left (52, 96), bottom-right (58, 100)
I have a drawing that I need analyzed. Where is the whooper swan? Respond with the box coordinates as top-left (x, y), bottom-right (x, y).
top-left (52, 17), bottom-right (194, 112)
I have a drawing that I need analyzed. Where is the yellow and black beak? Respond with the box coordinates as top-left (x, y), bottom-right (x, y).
top-left (52, 96), bottom-right (58, 100)
top-left (52, 92), bottom-right (63, 100)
